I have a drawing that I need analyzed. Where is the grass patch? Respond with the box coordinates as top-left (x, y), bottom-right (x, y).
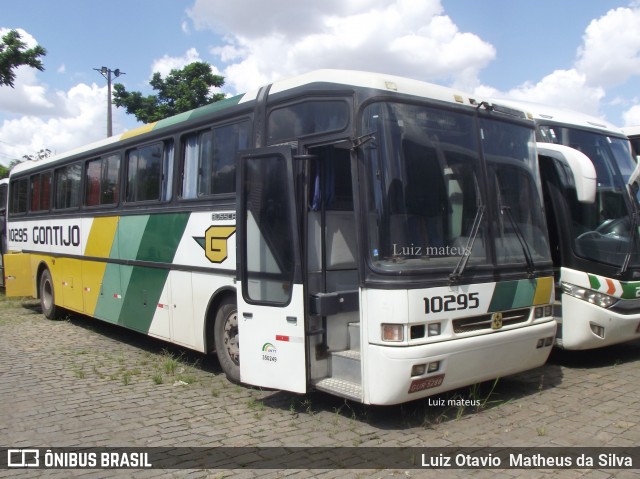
top-left (161, 351), bottom-right (181, 375)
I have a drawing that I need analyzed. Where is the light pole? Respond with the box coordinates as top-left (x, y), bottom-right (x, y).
top-left (94, 66), bottom-right (124, 137)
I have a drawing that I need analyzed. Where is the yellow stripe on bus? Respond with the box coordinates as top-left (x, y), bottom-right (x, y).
top-left (120, 122), bottom-right (157, 140)
top-left (533, 276), bottom-right (553, 305)
top-left (85, 217), bottom-right (119, 257)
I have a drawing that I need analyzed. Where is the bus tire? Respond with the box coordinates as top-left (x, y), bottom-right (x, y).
top-left (214, 298), bottom-right (240, 383)
top-left (39, 269), bottom-right (58, 320)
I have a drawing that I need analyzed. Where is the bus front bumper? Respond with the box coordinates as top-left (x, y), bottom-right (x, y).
top-left (557, 294), bottom-right (640, 350)
top-left (362, 320), bottom-right (556, 406)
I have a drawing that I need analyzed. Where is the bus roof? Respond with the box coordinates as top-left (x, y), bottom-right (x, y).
top-left (9, 92), bottom-right (248, 176)
top-left (11, 69), bottom-right (527, 177)
top-left (621, 126), bottom-right (640, 137)
top-left (489, 99), bottom-right (625, 136)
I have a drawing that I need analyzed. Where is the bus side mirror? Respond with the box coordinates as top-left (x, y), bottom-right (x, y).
top-left (537, 143), bottom-right (596, 203)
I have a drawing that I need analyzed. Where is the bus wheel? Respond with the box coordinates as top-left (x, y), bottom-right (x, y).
top-left (214, 298), bottom-right (240, 383)
top-left (39, 269), bottom-right (58, 319)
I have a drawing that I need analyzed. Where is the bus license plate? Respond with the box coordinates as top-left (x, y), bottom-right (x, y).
top-left (408, 374), bottom-right (445, 393)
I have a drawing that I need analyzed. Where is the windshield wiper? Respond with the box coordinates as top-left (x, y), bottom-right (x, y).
top-left (450, 205), bottom-right (485, 283)
top-left (501, 206), bottom-right (535, 276)
top-left (334, 131), bottom-right (376, 150)
top-left (618, 184), bottom-right (639, 276)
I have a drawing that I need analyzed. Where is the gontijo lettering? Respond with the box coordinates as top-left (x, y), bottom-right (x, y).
top-left (33, 225), bottom-right (81, 246)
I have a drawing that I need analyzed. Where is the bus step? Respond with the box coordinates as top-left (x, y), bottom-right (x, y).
top-left (330, 349), bottom-right (361, 384)
top-left (348, 322), bottom-right (360, 351)
top-left (314, 377), bottom-right (362, 402)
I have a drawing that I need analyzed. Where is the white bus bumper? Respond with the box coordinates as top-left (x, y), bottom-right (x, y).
top-left (363, 320), bottom-right (556, 405)
top-left (557, 294), bottom-right (640, 350)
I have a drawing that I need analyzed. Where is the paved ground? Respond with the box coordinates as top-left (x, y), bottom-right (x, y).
top-left (0, 294), bottom-right (639, 478)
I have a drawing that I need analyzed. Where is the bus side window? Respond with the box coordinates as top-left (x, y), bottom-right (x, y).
top-left (126, 141), bottom-right (173, 203)
top-left (29, 171), bottom-right (51, 212)
top-left (267, 101), bottom-right (349, 144)
top-left (54, 163), bottom-right (82, 209)
top-left (181, 121), bottom-right (249, 199)
top-left (86, 154), bottom-right (120, 207)
top-left (9, 178), bottom-right (28, 215)
top-left (0, 183), bottom-right (7, 214)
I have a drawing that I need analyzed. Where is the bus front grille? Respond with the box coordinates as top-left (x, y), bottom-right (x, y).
top-left (452, 308), bottom-right (531, 334)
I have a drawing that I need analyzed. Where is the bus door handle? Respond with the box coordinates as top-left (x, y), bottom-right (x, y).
top-left (286, 316), bottom-right (297, 325)
top-left (243, 312), bottom-right (253, 319)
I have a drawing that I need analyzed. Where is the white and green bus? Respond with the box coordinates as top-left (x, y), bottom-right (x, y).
top-left (499, 100), bottom-right (640, 350)
top-left (4, 70), bottom-right (557, 405)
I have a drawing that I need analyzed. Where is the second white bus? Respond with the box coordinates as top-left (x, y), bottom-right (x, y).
top-left (500, 100), bottom-right (640, 350)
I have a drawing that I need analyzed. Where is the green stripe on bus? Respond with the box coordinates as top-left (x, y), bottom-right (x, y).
top-left (618, 280), bottom-right (640, 299)
top-left (154, 111), bottom-right (193, 130)
top-left (119, 212), bottom-right (189, 332)
top-left (94, 262), bottom-right (124, 324)
top-left (153, 95), bottom-right (244, 130)
top-left (488, 280), bottom-right (518, 312)
top-left (588, 274), bottom-right (601, 290)
top-left (188, 94), bottom-right (244, 121)
top-left (511, 279), bottom-right (536, 308)
top-left (488, 279), bottom-right (537, 312)
top-left (118, 215), bottom-right (150, 260)
top-left (119, 266), bottom-right (170, 332)
top-left (136, 213), bottom-right (190, 263)
top-left (93, 213), bottom-right (190, 329)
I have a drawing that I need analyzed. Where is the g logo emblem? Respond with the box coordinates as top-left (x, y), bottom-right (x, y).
top-left (204, 226), bottom-right (236, 263)
top-left (491, 312), bottom-right (503, 330)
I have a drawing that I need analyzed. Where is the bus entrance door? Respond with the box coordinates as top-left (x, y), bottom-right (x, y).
top-left (236, 147), bottom-right (308, 393)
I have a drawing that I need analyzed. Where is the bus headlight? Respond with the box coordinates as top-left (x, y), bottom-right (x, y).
top-left (381, 324), bottom-right (404, 342)
top-left (561, 282), bottom-right (616, 309)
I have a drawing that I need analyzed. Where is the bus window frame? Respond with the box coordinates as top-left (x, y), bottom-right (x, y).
top-left (123, 139), bottom-right (173, 206)
top-left (53, 162), bottom-right (83, 212)
top-left (8, 177), bottom-right (29, 217)
top-left (177, 117), bottom-right (252, 204)
top-left (266, 97), bottom-right (351, 146)
top-left (29, 171), bottom-right (52, 213)
top-left (84, 153), bottom-right (121, 210)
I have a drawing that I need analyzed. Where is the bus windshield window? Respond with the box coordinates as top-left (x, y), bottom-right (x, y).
top-left (539, 126), bottom-right (640, 267)
top-left (481, 119), bottom-right (550, 266)
top-left (362, 102), bottom-right (550, 273)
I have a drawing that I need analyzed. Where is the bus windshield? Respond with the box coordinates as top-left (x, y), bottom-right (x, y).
top-left (362, 101), bottom-right (551, 274)
top-left (539, 126), bottom-right (640, 268)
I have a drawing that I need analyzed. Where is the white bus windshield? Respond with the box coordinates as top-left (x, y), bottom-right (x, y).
top-left (539, 126), bottom-right (640, 268)
top-left (362, 102), bottom-right (551, 274)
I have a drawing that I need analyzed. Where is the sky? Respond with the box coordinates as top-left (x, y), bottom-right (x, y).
top-left (1, 0), bottom-right (640, 165)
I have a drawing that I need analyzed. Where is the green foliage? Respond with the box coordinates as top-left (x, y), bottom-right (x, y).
top-left (113, 62), bottom-right (225, 123)
top-left (0, 30), bottom-right (46, 88)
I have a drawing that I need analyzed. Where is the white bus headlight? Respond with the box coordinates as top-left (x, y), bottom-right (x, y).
top-left (381, 324), bottom-right (404, 342)
top-left (561, 282), bottom-right (616, 309)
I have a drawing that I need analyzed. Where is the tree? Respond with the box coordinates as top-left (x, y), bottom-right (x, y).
top-left (113, 62), bottom-right (226, 123)
top-left (22, 148), bottom-right (51, 162)
top-left (0, 158), bottom-right (25, 179)
top-left (0, 29), bottom-right (46, 88)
